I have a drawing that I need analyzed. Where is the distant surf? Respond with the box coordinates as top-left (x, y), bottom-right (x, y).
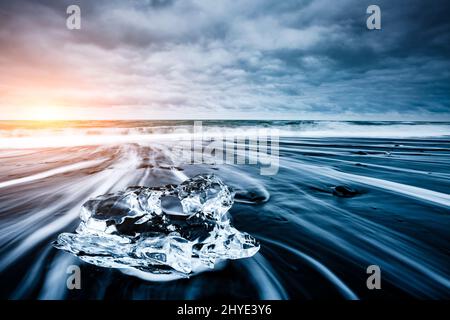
top-left (0, 120), bottom-right (449, 149)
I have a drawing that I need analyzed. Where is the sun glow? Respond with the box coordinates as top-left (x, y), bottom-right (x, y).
top-left (26, 105), bottom-right (67, 121)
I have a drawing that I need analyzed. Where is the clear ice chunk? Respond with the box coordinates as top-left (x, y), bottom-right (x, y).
top-left (54, 174), bottom-right (260, 279)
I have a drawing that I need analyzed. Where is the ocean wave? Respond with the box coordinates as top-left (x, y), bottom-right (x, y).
top-left (0, 121), bottom-right (449, 149)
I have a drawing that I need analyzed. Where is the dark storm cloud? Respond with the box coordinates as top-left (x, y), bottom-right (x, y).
top-left (0, 0), bottom-right (449, 119)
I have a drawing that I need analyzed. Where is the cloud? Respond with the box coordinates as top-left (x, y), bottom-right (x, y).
top-left (0, 0), bottom-right (449, 120)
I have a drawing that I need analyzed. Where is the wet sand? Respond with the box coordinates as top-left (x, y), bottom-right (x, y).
top-left (0, 121), bottom-right (449, 299)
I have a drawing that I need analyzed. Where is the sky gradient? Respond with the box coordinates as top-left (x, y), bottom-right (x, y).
top-left (0, 0), bottom-right (449, 120)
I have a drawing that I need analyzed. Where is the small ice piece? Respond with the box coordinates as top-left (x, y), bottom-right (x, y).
top-left (54, 174), bottom-right (260, 279)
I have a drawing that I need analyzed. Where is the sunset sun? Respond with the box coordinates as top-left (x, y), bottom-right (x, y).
top-left (22, 105), bottom-right (68, 121)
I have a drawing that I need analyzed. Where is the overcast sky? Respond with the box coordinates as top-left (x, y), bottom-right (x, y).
top-left (0, 0), bottom-right (449, 120)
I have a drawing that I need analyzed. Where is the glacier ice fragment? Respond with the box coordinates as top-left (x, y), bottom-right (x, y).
top-left (54, 174), bottom-right (259, 279)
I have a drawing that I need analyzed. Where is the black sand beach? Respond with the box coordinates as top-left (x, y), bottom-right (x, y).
top-left (0, 120), bottom-right (449, 299)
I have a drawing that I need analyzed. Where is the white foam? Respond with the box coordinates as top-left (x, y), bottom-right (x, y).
top-left (0, 122), bottom-right (448, 149)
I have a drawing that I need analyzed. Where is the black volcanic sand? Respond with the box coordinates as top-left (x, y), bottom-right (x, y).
top-left (0, 136), bottom-right (449, 299)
